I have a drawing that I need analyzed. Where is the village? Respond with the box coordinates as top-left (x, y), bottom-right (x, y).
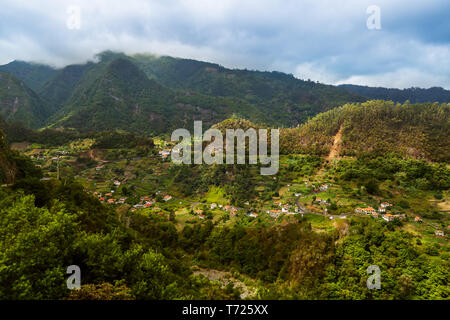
top-left (11, 136), bottom-right (448, 243)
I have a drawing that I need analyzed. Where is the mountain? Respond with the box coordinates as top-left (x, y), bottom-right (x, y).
top-left (3, 51), bottom-right (364, 132)
top-left (2, 51), bottom-right (450, 136)
top-left (339, 84), bottom-right (450, 104)
top-left (131, 53), bottom-right (365, 126)
top-left (0, 72), bottom-right (51, 128)
top-left (280, 100), bottom-right (450, 162)
top-left (0, 60), bottom-right (56, 93)
top-left (40, 63), bottom-right (96, 108)
top-left (48, 58), bottom-right (265, 135)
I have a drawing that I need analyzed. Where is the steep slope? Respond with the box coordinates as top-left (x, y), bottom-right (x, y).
top-left (40, 52), bottom-right (129, 109)
top-left (49, 58), bottom-right (271, 135)
top-left (0, 72), bottom-right (50, 128)
top-left (280, 100), bottom-right (450, 162)
top-left (0, 60), bottom-right (56, 92)
top-left (0, 129), bottom-right (17, 183)
top-left (40, 63), bottom-right (95, 108)
top-left (339, 84), bottom-right (450, 103)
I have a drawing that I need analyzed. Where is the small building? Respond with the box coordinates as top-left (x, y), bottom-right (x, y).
top-left (210, 203), bottom-right (217, 209)
top-left (435, 230), bottom-right (445, 237)
top-left (267, 209), bottom-right (281, 218)
top-left (163, 195), bottom-right (172, 202)
top-left (380, 202), bottom-right (392, 208)
top-left (113, 180), bottom-right (121, 186)
top-left (195, 209), bottom-right (204, 215)
top-left (414, 216), bottom-right (423, 222)
top-left (107, 198), bottom-right (116, 204)
top-left (382, 213), bottom-right (394, 222)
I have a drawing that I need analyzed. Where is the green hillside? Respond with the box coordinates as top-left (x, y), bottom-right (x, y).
top-left (132, 53), bottom-right (365, 126)
top-left (48, 58), bottom-right (271, 134)
top-left (0, 72), bottom-right (51, 128)
top-left (280, 100), bottom-right (450, 162)
top-left (0, 60), bottom-right (56, 92)
top-left (340, 84), bottom-right (450, 104)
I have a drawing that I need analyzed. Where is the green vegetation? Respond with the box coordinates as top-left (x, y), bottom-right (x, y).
top-left (0, 53), bottom-right (449, 301)
top-left (281, 100), bottom-right (450, 162)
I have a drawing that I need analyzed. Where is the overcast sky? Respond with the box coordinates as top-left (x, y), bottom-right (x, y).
top-left (1, 0), bottom-right (449, 89)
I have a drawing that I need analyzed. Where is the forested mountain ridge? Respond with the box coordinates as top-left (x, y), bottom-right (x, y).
top-left (0, 51), bottom-right (365, 131)
top-left (0, 60), bottom-right (56, 93)
top-left (131, 53), bottom-right (366, 126)
top-left (0, 72), bottom-right (51, 129)
top-left (280, 100), bottom-right (450, 162)
top-left (339, 84), bottom-right (450, 104)
top-left (48, 58), bottom-right (271, 135)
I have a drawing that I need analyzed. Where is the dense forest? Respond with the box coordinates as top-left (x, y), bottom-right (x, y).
top-left (340, 84), bottom-right (450, 104)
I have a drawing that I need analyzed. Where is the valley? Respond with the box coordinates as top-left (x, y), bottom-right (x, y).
top-left (0, 52), bottom-right (448, 300)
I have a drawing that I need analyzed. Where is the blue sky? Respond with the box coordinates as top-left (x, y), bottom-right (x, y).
top-left (1, 0), bottom-right (449, 89)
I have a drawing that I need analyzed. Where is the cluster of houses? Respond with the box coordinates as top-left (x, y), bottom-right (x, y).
top-left (313, 184), bottom-right (329, 193)
top-left (207, 203), bottom-right (239, 216)
top-left (314, 198), bottom-right (329, 205)
top-left (354, 202), bottom-right (406, 221)
top-left (159, 148), bottom-right (181, 160)
top-left (131, 194), bottom-right (172, 211)
top-left (92, 190), bottom-right (127, 205)
top-left (159, 149), bottom-right (171, 159)
top-left (266, 201), bottom-right (297, 218)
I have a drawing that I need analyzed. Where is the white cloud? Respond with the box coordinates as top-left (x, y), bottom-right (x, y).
top-left (0, 0), bottom-right (449, 88)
